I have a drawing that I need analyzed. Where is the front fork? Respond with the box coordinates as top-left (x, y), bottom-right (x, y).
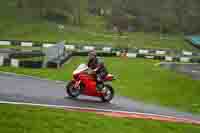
top-left (74, 80), bottom-right (81, 89)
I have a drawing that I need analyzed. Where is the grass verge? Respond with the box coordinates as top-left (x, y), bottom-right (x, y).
top-left (0, 104), bottom-right (199, 133)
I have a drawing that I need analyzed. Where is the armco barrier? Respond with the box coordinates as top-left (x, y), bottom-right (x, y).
top-left (165, 56), bottom-right (174, 62)
top-left (156, 50), bottom-right (167, 55)
top-left (182, 51), bottom-right (193, 56)
top-left (72, 51), bottom-right (116, 57)
top-left (179, 57), bottom-right (191, 63)
top-left (0, 39), bottom-right (197, 56)
top-left (20, 60), bottom-right (43, 68)
top-left (154, 55), bottom-right (165, 60)
top-left (43, 43), bottom-right (55, 48)
top-left (139, 49), bottom-right (149, 54)
top-left (102, 47), bottom-right (112, 52)
top-left (83, 46), bottom-right (95, 51)
top-left (11, 59), bottom-right (19, 67)
top-left (127, 53), bottom-right (137, 58)
top-left (1, 52), bottom-right (200, 68)
top-left (21, 42), bottom-right (33, 47)
top-left (10, 58), bottom-right (43, 68)
top-left (65, 45), bottom-right (76, 50)
top-left (136, 54), bottom-right (145, 58)
top-left (145, 55), bottom-right (154, 59)
top-left (191, 58), bottom-right (200, 63)
top-left (0, 41), bottom-right (11, 45)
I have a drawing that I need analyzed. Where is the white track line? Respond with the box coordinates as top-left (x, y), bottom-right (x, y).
top-left (0, 100), bottom-right (198, 122)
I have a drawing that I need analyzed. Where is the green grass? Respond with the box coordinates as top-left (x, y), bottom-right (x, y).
top-left (1, 57), bottom-right (200, 114)
top-left (0, 1), bottom-right (198, 51)
top-left (0, 56), bottom-right (82, 80)
top-left (0, 104), bottom-right (199, 133)
top-left (1, 26), bottom-right (197, 51)
top-left (106, 58), bottom-right (200, 114)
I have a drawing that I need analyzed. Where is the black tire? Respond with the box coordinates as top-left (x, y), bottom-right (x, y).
top-left (66, 80), bottom-right (81, 98)
top-left (101, 84), bottom-right (114, 102)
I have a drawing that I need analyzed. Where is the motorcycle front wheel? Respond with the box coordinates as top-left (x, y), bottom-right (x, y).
top-left (101, 84), bottom-right (114, 102)
top-left (66, 80), bottom-right (81, 98)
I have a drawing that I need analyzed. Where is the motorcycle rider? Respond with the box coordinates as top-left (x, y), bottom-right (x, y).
top-left (87, 50), bottom-right (108, 91)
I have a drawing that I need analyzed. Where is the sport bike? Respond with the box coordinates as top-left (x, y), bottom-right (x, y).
top-left (66, 64), bottom-right (115, 102)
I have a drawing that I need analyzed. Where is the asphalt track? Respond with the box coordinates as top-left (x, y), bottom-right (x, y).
top-left (0, 72), bottom-right (200, 124)
top-left (160, 63), bottom-right (200, 80)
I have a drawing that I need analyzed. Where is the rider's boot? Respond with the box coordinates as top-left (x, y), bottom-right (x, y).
top-left (96, 82), bottom-right (104, 92)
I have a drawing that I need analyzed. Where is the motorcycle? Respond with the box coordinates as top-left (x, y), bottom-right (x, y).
top-left (66, 64), bottom-right (115, 102)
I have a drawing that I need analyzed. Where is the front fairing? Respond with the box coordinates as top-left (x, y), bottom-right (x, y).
top-left (73, 64), bottom-right (88, 75)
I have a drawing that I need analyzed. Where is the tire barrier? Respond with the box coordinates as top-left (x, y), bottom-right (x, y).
top-left (0, 39), bottom-right (198, 54)
top-left (1, 51), bottom-right (200, 68)
top-left (0, 56), bottom-right (4, 66)
top-left (72, 51), bottom-right (116, 57)
top-left (21, 42), bottom-right (33, 47)
top-left (0, 40), bottom-right (200, 66)
top-left (43, 43), bottom-right (55, 48)
top-left (0, 41), bottom-right (11, 45)
top-left (11, 58), bottom-right (43, 68)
